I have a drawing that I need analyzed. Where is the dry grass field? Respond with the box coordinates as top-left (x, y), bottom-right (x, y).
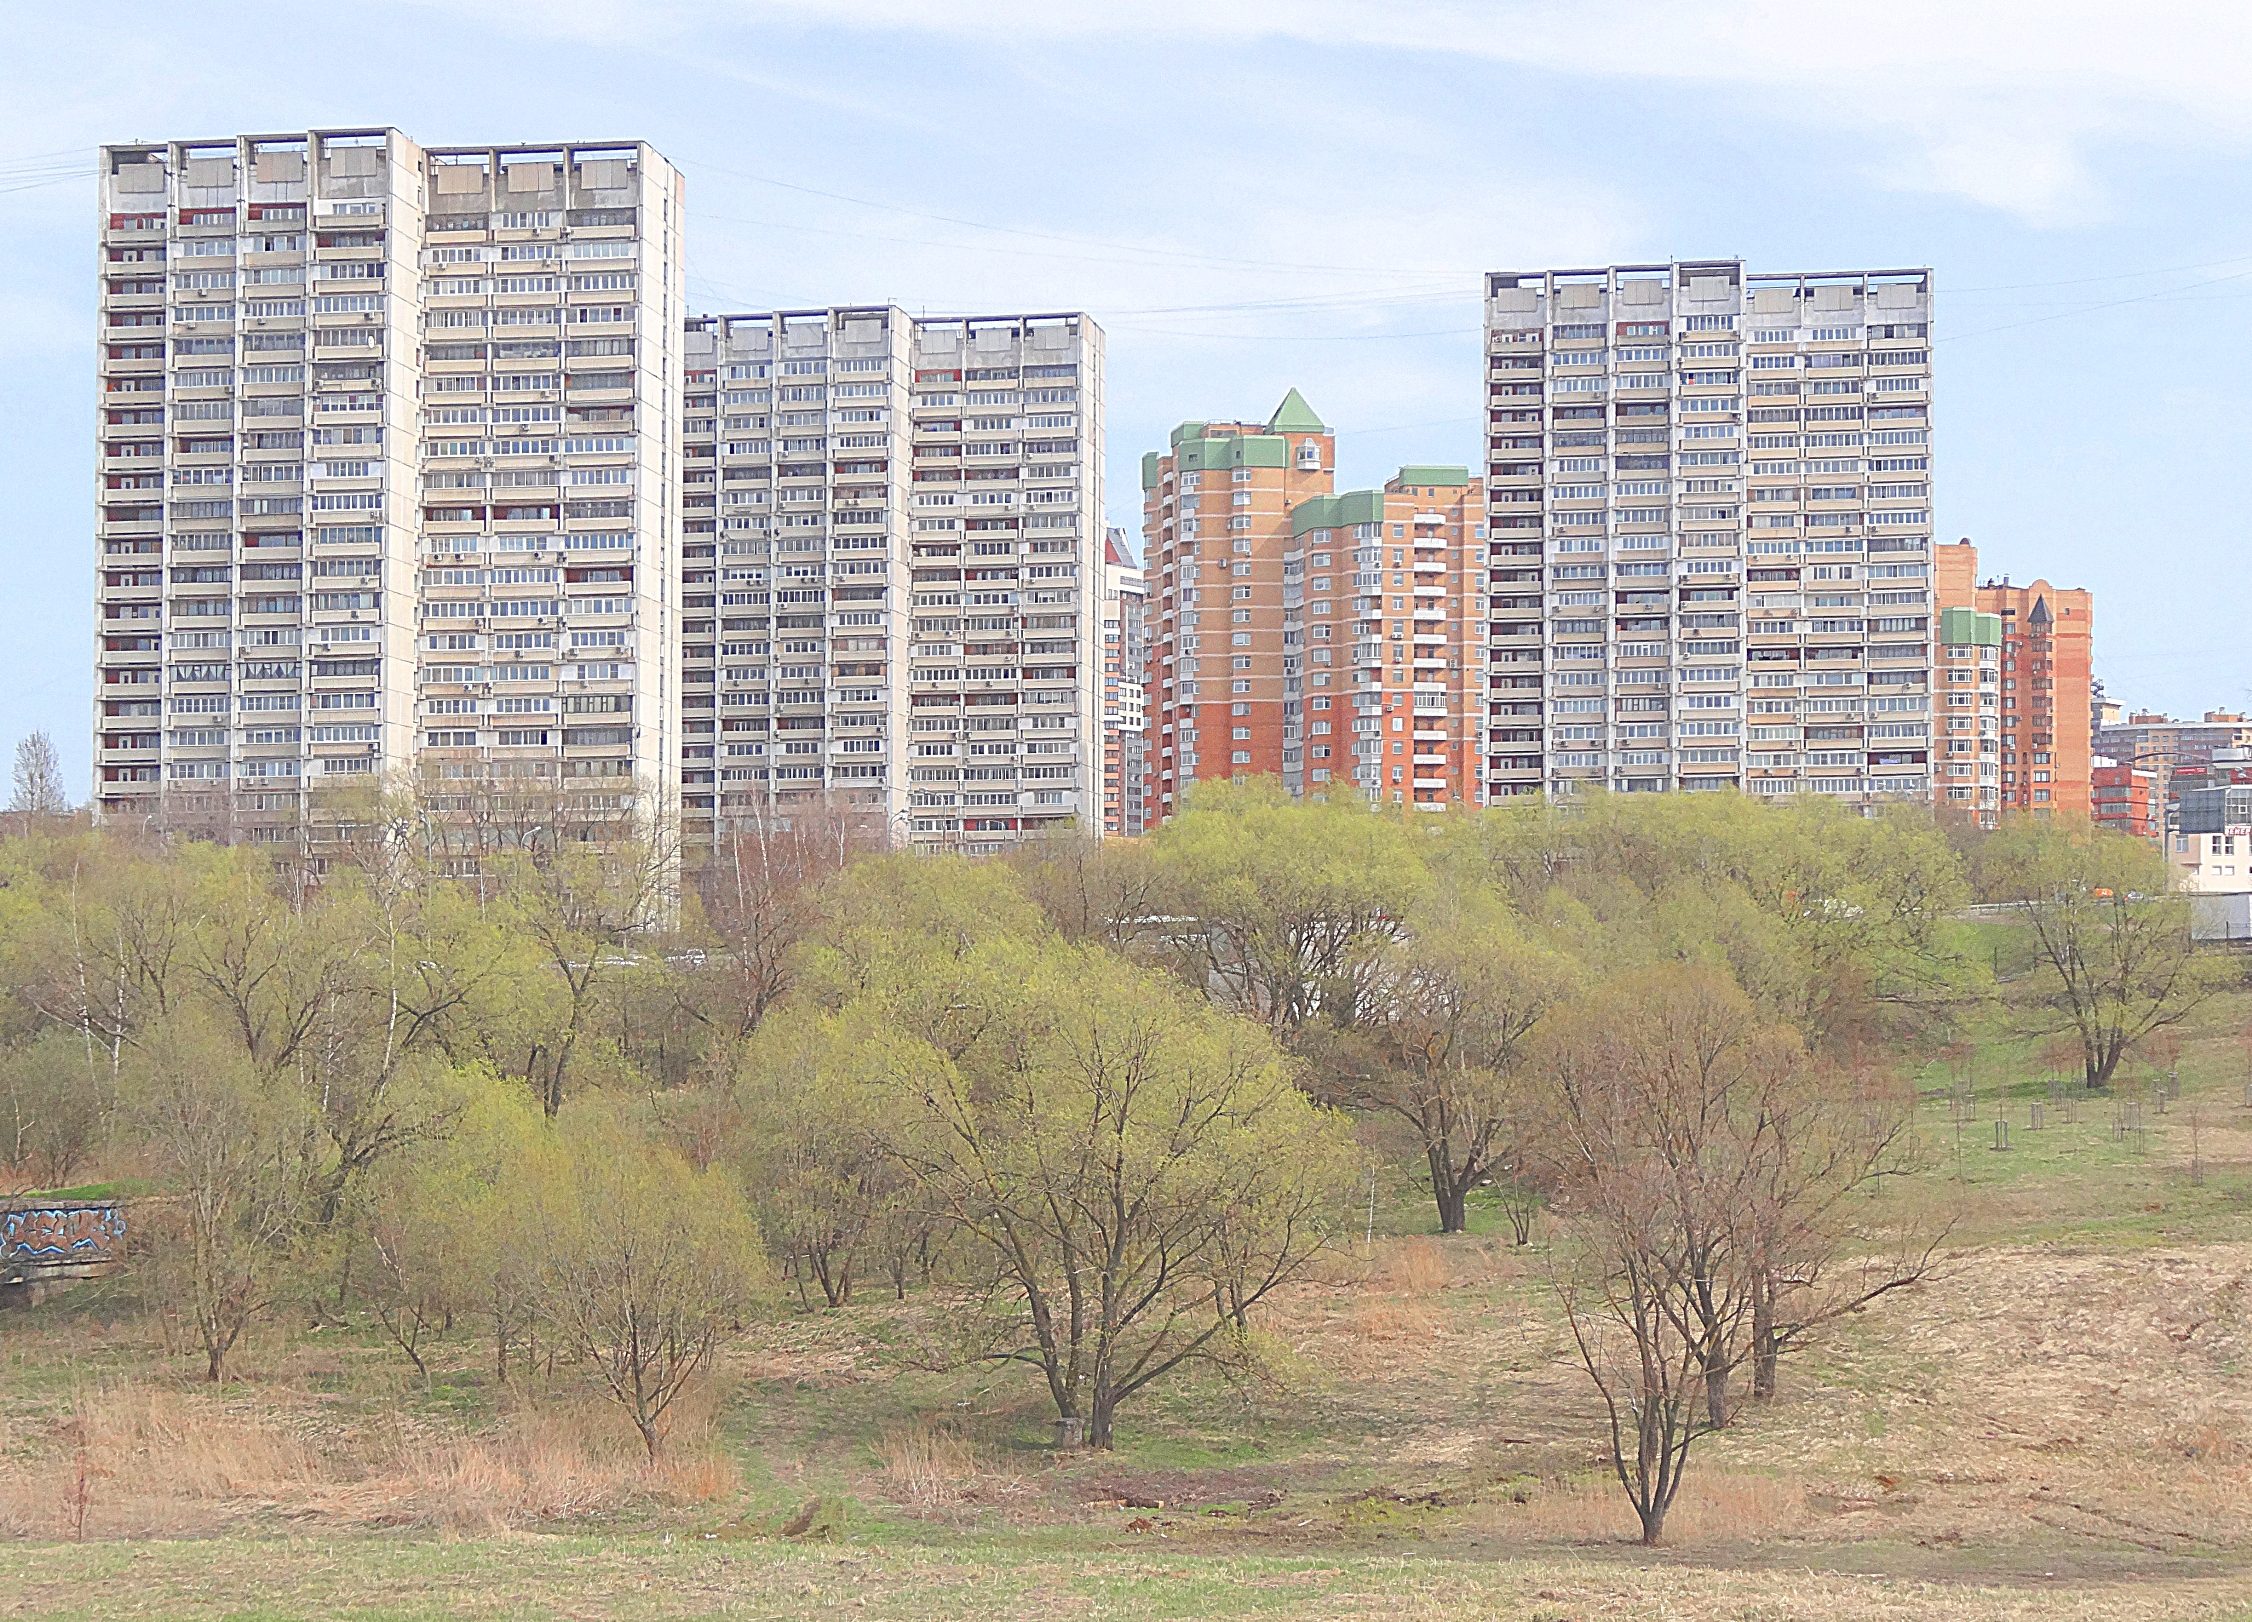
top-left (8, 1001), bottom-right (2252, 1619)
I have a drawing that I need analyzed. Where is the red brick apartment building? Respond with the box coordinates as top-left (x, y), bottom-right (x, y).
top-left (1139, 392), bottom-right (1487, 819)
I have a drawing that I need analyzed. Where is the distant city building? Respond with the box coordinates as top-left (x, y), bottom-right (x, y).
top-left (1482, 260), bottom-right (1935, 805)
top-left (2171, 776), bottom-right (2252, 896)
top-left (2090, 755), bottom-right (2156, 838)
top-left (2170, 746), bottom-right (2252, 795)
top-left (1101, 528), bottom-right (1147, 836)
top-left (2091, 676), bottom-right (2120, 737)
top-left (1934, 540), bottom-right (2093, 823)
top-left (2095, 709), bottom-right (2252, 792)
top-left (676, 306), bottom-right (1105, 859)
top-left (1931, 606), bottom-right (2002, 819)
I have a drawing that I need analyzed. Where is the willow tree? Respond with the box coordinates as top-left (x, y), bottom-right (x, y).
top-left (811, 883), bottom-right (1357, 1449)
top-left (1147, 780), bottom-right (1427, 1033)
top-left (1311, 883), bottom-right (1577, 1233)
top-left (1982, 818), bottom-right (2231, 1087)
top-left (533, 1115), bottom-right (765, 1461)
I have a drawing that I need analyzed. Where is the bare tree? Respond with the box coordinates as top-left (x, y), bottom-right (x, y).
top-left (1005, 829), bottom-right (1166, 955)
top-left (10, 731), bottom-right (69, 820)
top-left (1534, 967), bottom-right (1783, 1539)
top-left (1735, 1060), bottom-right (1946, 1405)
top-left (1550, 1192), bottom-right (1746, 1546)
top-left (678, 796), bottom-right (885, 1050)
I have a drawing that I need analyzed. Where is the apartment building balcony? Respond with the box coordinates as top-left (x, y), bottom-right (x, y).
top-left (97, 582), bottom-right (163, 612)
top-left (100, 347), bottom-right (167, 377)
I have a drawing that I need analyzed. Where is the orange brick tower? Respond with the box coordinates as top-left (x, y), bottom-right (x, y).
top-left (1935, 539), bottom-right (2093, 821)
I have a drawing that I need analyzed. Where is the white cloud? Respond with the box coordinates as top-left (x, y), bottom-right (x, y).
top-left (605, 0), bottom-right (2252, 224)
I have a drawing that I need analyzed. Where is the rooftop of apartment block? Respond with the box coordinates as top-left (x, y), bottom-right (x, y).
top-left (1147, 392), bottom-right (1331, 484)
top-left (2120, 711), bottom-right (2250, 728)
top-left (1292, 468), bottom-right (1480, 534)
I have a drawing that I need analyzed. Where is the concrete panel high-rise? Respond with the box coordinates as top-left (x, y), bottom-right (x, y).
top-left (1101, 529), bottom-right (1148, 836)
top-left (1481, 261), bottom-right (1936, 806)
top-left (93, 130), bottom-right (686, 848)
top-left (677, 307), bottom-right (1104, 859)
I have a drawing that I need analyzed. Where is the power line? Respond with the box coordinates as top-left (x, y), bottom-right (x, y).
top-left (1334, 415), bottom-right (1481, 437)
top-left (0, 145), bottom-right (99, 165)
top-left (1110, 325), bottom-right (1480, 342)
top-left (0, 171), bottom-right (93, 197)
top-left (1942, 264), bottom-right (2252, 344)
top-left (675, 152), bottom-right (1462, 279)
top-left (1944, 252), bottom-right (2252, 294)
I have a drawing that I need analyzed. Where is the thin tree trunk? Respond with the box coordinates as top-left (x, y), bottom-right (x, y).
top-left (1751, 1274), bottom-right (1778, 1400)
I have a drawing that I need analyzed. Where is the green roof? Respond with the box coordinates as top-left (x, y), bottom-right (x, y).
top-left (1267, 388), bottom-right (1325, 432)
top-left (1173, 433), bottom-right (1287, 473)
top-left (1392, 465), bottom-right (1471, 489)
top-left (1291, 489), bottom-right (1385, 537)
top-left (1141, 450), bottom-right (1162, 490)
top-left (1168, 420), bottom-right (1210, 448)
top-left (1939, 606), bottom-right (2003, 647)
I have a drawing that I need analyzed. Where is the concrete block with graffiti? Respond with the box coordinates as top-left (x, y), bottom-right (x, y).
top-left (1, 1200), bottom-right (129, 1300)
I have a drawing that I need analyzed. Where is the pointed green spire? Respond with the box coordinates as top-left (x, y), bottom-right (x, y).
top-left (1267, 388), bottom-right (1325, 432)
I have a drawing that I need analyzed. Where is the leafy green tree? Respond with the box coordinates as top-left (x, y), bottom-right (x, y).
top-left (1310, 883), bottom-right (1578, 1233)
top-left (1982, 817), bottom-right (2232, 1086)
top-left (490, 834), bottom-right (673, 1117)
top-left (360, 1068), bottom-right (558, 1384)
top-left (1148, 781), bottom-right (1428, 1033)
top-left (0, 1030), bottom-right (104, 1194)
top-left (867, 932), bottom-right (1357, 1449)
top-left (730, 1006), bottom-right (909, 1308)
top-left (794, 851), bottom-right (1045, 1005)
top-left (1443, 791), bottom-right (1974, 1056)
top-left (533, 1115), bottom-right (766, 1461)
top-left (450, 1077), bottom-right (564, 1386)
top-left (129, 1017), bottom-right (310, 1382)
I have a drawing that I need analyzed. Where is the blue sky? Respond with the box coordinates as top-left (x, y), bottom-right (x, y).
top-left (7, 0), bottom-right (2251, 794)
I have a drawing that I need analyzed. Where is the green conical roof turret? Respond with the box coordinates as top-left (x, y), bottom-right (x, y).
top-left (1267, 388), bottom-right (1325, 432)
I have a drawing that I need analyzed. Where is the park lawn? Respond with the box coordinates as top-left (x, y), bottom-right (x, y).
top-left (5, 1529), bottom-right (2252, 1622)
top-left (8, 995), bottom-right (2252, 1619)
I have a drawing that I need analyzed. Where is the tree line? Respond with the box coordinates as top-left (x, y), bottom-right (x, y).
top-left (0, 780), bottom-right (2227, 1542)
